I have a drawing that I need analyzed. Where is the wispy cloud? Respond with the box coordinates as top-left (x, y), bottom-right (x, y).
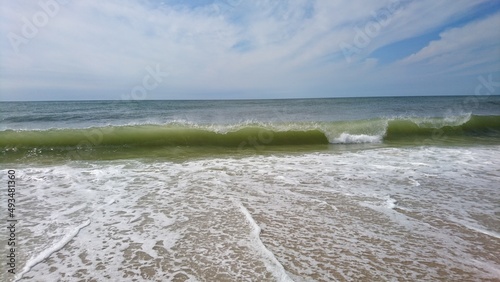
top-left (399, 12), bottom-right (500, 74)
top-left (0, 0), bottom-right (498, 100)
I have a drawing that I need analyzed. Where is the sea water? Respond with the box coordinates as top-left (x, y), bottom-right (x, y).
top-left (1, 96), bottom-right (499, 281)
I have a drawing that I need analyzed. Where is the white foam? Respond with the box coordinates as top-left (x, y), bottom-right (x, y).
top-left (409, 177), bottom-right (420, 186)
top-left (10, 145), bottom-right (500, 281)
top-left (15, 220), bottom-right (91, 281)
top-left (332, 133), bottom-right (382, 144)
top-left (449, 218), bottom-right (500, 239)
top-left (238, 202), bottom-right (293, 282)
top-left (385, 196), bottom-right (397, 209)
top-left (467, 226), bottom-right (500, 239)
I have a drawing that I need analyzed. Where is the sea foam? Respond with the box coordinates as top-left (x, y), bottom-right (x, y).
top-left (15, 220), bottom-right (91, 281)
top-left (332, 133), bottom-right (382, 144)
top-left (238, 202), bottom-right (293, 282)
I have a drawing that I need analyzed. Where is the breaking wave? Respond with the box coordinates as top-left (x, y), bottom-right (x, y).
top-left (1, 115), bottom-right (499, 151)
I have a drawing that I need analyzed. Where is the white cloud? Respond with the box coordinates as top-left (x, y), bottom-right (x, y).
top-left (0, 0), bottom-right (498, 100)
top-left (400, 11), bottom-right (500, 67)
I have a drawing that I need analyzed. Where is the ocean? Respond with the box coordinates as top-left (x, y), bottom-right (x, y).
top-left (1, 96), bottom-right (500, 281)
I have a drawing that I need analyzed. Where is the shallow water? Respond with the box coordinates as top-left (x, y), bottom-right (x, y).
top-left (2, 146), bottom-right (499, 281)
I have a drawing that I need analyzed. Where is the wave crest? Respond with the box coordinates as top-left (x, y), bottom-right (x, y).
top-left (1, 115), bottom-right (499, 150)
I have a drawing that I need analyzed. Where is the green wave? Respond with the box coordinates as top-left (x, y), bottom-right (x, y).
top-left (1, 115), bottom-right (499, 151)
top-left (384, 115), bottom-right (500, 141)
top-left (0, 125), bottom-right (329, 148)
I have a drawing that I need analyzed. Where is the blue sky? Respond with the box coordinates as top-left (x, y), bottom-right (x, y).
top-left (1, 0), bottom-right (499, 101)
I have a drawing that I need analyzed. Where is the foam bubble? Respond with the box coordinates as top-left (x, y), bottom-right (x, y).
top-left (332, 133), bottom-right (382, 144)
top-left (385, 196), bottom-right (397, 209)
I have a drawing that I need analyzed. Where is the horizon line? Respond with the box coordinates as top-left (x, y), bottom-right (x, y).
top-left (1, 93), bottom-right (498, 103)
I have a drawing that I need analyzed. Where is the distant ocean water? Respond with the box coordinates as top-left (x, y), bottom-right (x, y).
top-left (1, 96), bottom-right (500, 281)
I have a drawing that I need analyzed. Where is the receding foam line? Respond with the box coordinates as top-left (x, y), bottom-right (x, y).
top-left (15, 220), bottom-right (91, 281)
top-left (462, 223), bottom-right (500, 239)
top-left (446, 216), bottom-right (500, 239)
top-left (238, 202), bottom-right (293, 282)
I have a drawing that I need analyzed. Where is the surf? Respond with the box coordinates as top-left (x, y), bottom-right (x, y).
top-left (384, 115), bottom-right (500, 142)
top-left (1, 115), bottom-right (499, 152)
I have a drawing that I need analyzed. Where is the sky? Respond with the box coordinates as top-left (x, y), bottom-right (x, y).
top-left (0, 0), bottom-right (499, 101)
